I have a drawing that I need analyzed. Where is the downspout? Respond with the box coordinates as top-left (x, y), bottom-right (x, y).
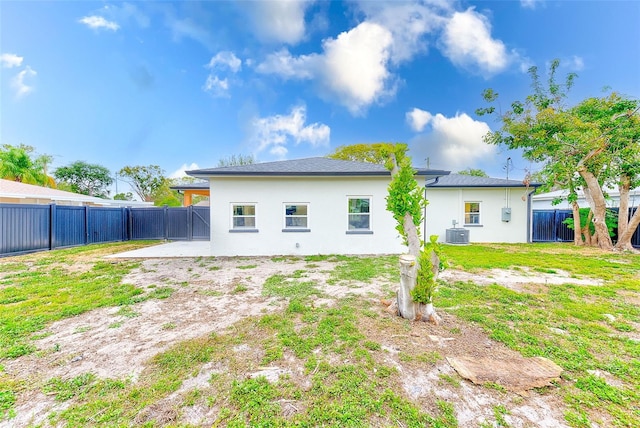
top-left (424, 177), bottom-right (441, 245)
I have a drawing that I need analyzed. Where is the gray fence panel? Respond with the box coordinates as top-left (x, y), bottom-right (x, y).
top-left (192, 207), bottom-right (210, 240)
top-left (0, 204), bottom-right (50, 255)
top-left (167, 208), bottom-right (189, 240)
top-left (130, 208), bottom-right (165, 239)
top-left (532, 210), bottom-right (556, 242)
top-left (89, 207), bottom-right (126, 243)
top-left (54, 206), bottom-right (86, 248)
top-left (555, 211), bottom-right (575, 242)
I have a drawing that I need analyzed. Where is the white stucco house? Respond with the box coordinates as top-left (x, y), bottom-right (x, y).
top-left (424, 174), bottom-right (540, 244)
top-left (532, 187), bottom-right (640, 210)
top-left (187, 158), bottom-right (448, 256)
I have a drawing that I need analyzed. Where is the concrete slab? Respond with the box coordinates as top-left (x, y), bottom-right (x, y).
top-left (106, 241), bottom-right (212, 258)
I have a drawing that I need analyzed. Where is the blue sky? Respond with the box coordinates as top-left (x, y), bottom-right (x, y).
top-left (2, 0), bottom-right (639, 191)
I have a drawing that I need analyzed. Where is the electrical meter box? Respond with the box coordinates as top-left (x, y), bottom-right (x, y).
top-left (501, 207), bottom-right (512, 222)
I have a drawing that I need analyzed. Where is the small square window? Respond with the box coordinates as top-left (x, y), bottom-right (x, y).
top-left (348, 197), bottom-right (370, 230)
top-left (464, 202), bottom-right (480, 225)
top-left (232, 204), bottom-right (256, 228)
top-left (284, 204), bottom-right (308, 228)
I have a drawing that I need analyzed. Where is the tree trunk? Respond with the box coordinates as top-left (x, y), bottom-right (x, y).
top-left (615, 207), bottom-right (640, 251)
top-left (571, 201), bottom-right (585, 246)
top-left (398, 255), bottom-right (417, 319)
top-left (580, 171), bottom-right (613, 250)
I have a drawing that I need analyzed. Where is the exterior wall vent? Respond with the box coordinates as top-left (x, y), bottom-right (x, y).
top-left (445, 228), bottom-right (470, 244)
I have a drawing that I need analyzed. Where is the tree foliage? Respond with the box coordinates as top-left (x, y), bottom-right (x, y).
top-left (457, 168), bottom-right (488, 177)
top-left (328, 143), bottom-right (395, 164)
top-left (0, 144), bottom-right (55, 187)
top-left (217, 154), bottom-right (255, 167)
top-left (54, 161), bottom-right (112, 198)
top-left (477, 59), bottom-right (640, 251)
top-left (118, 165), bottom-right (167, 202)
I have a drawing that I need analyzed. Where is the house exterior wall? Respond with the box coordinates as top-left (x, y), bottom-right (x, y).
top-left (208, 176), bottom-right (409, 256)
top-left (425, 187), bottom-right (532, 243)
top-left (532, 189), bottom-right (640, 210)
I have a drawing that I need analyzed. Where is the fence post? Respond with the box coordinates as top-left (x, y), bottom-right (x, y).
top-left (127, 207), bottom-right (133, 241)
top-left (49, 203), bottom-right (57, 250)
top-left (84, 206), bottom-right (89, 244)
top-left (164, 205), bottom-right (169, 240)
top-left (188, 205), bottom-right (193, 241)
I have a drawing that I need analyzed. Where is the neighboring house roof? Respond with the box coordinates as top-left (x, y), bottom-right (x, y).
top-left (426, 174), bottom-right (540, 188)
top-left (0, 179), bottom-right (152, 207)
top-left (533, 187), bottom-right (640, 202)
top-left (170, 181), bottom-right (209, 191)
top-left (187, 157), bottom-right (449, 179)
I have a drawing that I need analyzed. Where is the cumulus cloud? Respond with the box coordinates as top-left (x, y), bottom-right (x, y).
top-left (520, 0), bottom-right (542, 10)
top-left (439, 8), bottom-right (509, 76)
top-left (409, 110), bottom-right (495, 171)
top-left (11, 66), bottom-right (37, 98)
top-left (203, 75), bottom-right (230, 97)
top-left (406, 108), bottom-right (433, 132)
top-left (563, 55), bottom-right (584, 71)
top-left (1, 53), bottom-right (23, 68)
top-left (257, 22), bottom-right (395, 115)
top-left (245, 0), bottom-right (313, 44)
top-left (79, 15), bottom-right (120, 31)
top-left (170, 163), bottom-right (200, 179)
top-left (207, 51), bottom-right (242, 72)
top-left (249, 105), bottom-right (330, 157)
top-left (203, 51), bottom-right (242, 97)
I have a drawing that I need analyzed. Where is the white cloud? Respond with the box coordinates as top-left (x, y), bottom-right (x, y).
top-left (409, 111), bottom-right (495, 171)
top-left (207, 51), bottom-right (242, 73)
top-left (11, 66), bottom-right (37, 98)
top-left (79, 15), bottom-right (120, 31)
top-left (170, 163), bottom-right (200, 179)
top-left (520, 0), bottom-right (543, 10)
top-left (245, 0), bottom-right (313, 44)
top-left (564, 55), bottom-right (584, 71)
top-left (255, 49), bottom-right (317, 79)
top-left (249, 105), bottom-right (330, 158)
top-left (203, 75), bottom-right (230, 97)
top-left (406, 108), bottom-right (433, 132)
top-left (439, 8), bottom-right (509, 76)
top-left (203, 51), bottom-right (242, 97)
top-left (256, 22), bottom-right (395, 115)
top-left (354, 0), bottom-right (450, 64)
top-left (1, 53), bottom-right (23, 68)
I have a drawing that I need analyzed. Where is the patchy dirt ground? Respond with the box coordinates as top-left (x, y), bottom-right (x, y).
top-left (3, 256), bottom-right (582, 427)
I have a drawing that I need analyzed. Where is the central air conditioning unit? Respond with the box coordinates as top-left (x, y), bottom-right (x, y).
top-left (445, 228), bottom-right (470, 244)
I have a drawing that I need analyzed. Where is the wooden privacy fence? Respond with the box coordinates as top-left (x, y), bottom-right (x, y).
top-left (0, 204), bottom-right (209, 257)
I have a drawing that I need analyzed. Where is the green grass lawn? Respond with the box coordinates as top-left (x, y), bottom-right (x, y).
top-left (0, 242), bottom-right (639, 427)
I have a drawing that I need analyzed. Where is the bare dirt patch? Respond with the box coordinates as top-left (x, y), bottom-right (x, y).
top-left (3, 256), bottom-right (574, 427)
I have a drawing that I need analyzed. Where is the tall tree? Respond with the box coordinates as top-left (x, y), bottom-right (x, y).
top-left (0, 144), bottom-right (54, 186)
top-left (477, 59), bottom-right (640, 251)
top-left (327, 143), bottom-right (393, 164)
top-left (457, 168), bottom-right (489, 177)
top-left (217, 154), bottom-right (255, 167)
top-left (54, 161), bottom-right (112, 198)
top-left (118, 165), bottom-right (167, 202)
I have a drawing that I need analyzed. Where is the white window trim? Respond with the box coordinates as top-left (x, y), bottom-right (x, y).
top-left (346, 196), bottom-right (373, 234)
top-left (283, 202), bottom-right (310, 232)
top-left (230, 203), bottom-right (258, 232)
top-left (464, 201), bottom-right (481, 226)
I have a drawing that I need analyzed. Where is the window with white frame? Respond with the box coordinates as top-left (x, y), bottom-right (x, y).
top-left (231, 204), bottom-right (256, 229)
top-left (348, 197), bottom-right (371, 230)
top-left (464, 202), bottom-right (481, 225)
top-left (284, 203), bottom-right (309, 229)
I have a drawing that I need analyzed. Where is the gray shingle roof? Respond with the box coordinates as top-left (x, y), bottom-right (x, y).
top-left (426, 174), bottom-right (540, 188)
top-left (187, 157), bottom-right (449, 178)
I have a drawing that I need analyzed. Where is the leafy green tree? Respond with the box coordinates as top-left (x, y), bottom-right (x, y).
top-left (217, 154), bottom-right (255, 167)
top-left (457, 168), bottom-right (488, 177)
top-left (54, 161), bottom-right (112, 198)
top-left (477, 59), bottom-right (640, 251)
top-left (118, 165), bottom-right (166, 202)
top-left (327, 143), bottom-right (394, 164)
top-left (0, 144), bottom-right (55, 186)
top-left (113, 192), bottom-right (134, 201)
